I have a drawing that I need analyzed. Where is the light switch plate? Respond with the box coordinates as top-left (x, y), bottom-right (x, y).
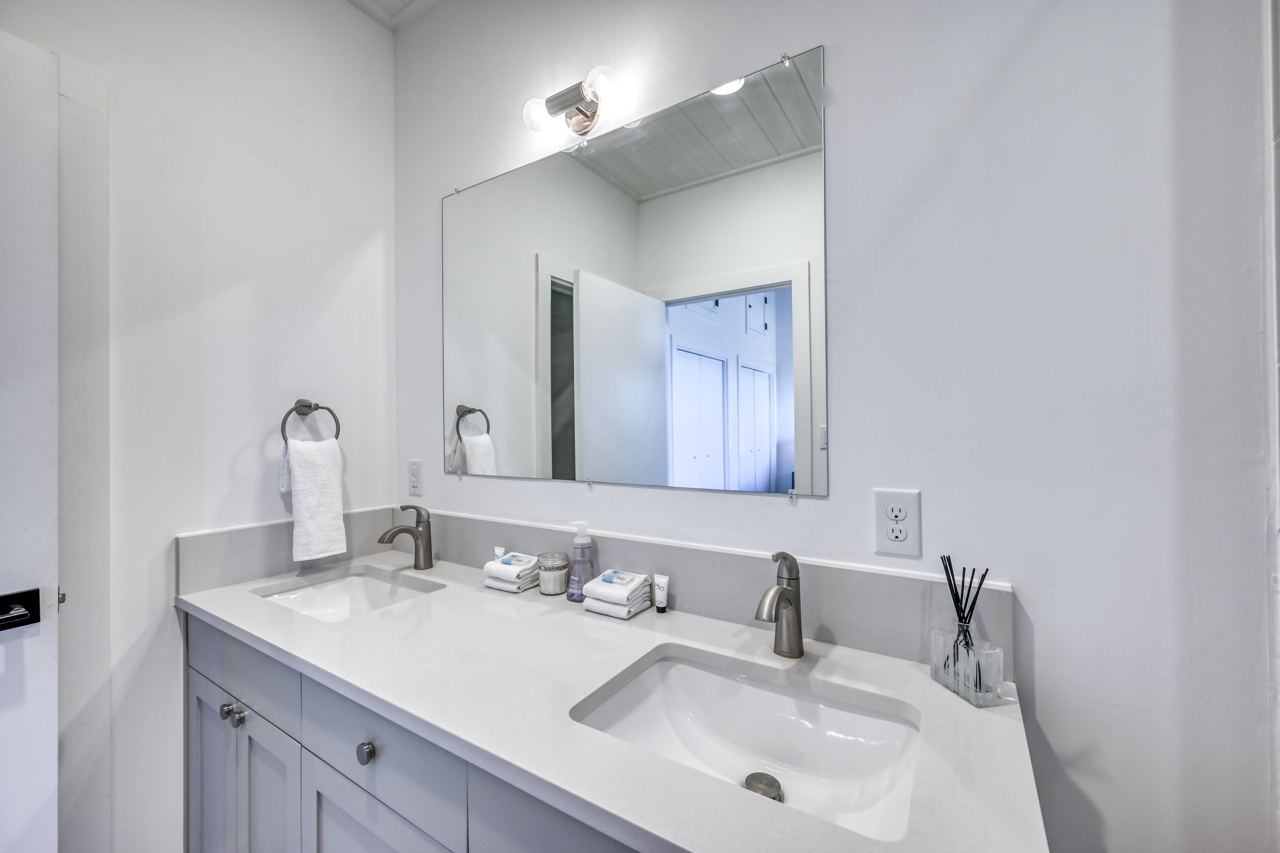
top-left (875, 489), bottom-right (921, 558)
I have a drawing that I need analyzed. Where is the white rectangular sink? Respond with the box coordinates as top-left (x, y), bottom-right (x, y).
top-left (250, 565), bottom-right (444, 623)
top-left (571, 644), bottom-right (921, 842)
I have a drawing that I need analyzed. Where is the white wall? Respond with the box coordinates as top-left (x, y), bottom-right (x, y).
top-left (396, 2), bottom-right (1274, 852)
top-left (0, 28), bottom-right (60, 853)
top-left (443, 153), bottom-right (636, 478)
top-left (637, 151), bottom-right (824, 294)
top-left (0, 1), bottom-right (397, 850)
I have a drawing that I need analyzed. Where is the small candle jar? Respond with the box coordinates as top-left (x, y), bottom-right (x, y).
top-left (537, 552), bottom-right (569, 595)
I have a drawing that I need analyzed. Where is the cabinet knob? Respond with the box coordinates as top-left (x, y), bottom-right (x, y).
top-left (219, 703), bottom-right (234, 720)
top-left (230, 711), bottom-right (245, 728)
top-left (356, 742), bottom-right (376, 766)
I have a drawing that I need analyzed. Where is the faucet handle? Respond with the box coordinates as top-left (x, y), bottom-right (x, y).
top-left (772, 551), bottom-right (799, 580)
top-left (400, 505), bottom-right (430, 524)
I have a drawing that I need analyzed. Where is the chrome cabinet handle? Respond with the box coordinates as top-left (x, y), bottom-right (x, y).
top-left (230, 710), bottom-right (245, 728)
top-left (356, 742), bottom-right (376, 766)
top-left (0, 605), bottom-right (30, 625)
top-left (219, 703), bottom-right (235, 720)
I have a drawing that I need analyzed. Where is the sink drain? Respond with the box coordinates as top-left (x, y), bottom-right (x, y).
top-left (744, 772), bottom-right (784, 803)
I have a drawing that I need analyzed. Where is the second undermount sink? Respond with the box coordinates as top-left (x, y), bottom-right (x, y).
top-left (570, 644), bottom-right (921, 842)
top-left (251, 564), bottom-right (444, 623)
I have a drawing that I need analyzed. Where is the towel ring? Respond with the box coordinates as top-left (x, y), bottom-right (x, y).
top-left (281, 399), bottom-right (341, 443)
top-left (454, 405), bottom-right (490, 438)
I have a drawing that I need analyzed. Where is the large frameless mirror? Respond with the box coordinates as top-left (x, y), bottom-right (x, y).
top-left (442, 46), bottom-right (827, 496)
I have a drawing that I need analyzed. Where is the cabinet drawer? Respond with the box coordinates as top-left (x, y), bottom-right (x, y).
top-left (300, 676), bottom-right (467, 853)
top-left (467, 765), bottom-right (637, 853)
top-left (188, 616), bottom-right (302, 740)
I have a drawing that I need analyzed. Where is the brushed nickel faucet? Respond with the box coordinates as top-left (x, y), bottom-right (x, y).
top-left (755, 551), bottom-right (803, 658)
top-left (378, 505), bottom-right (433, 570)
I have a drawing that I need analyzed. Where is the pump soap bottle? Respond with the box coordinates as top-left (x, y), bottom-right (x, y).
top-left (567, 521), bottom-right (598, 602)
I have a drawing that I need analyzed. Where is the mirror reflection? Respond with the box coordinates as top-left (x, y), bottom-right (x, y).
top-left (443, 47), bottom-right (826, 495)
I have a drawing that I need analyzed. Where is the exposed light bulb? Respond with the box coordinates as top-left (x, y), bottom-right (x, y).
top-left (523, 98), bottom-right (554, 132)
top-left (710, 78), bottom-right (745, 96)
top-left (584, 65), bottom-right (618, 104)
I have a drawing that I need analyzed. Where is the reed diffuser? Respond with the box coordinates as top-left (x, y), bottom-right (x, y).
top-left (930, 555), bottom-right (1003, 707)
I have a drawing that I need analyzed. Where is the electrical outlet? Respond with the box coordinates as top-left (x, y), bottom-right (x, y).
top-left (875, 489), bottom-right (921, 557)
top-left (408, 459), bottom-right (423, 497)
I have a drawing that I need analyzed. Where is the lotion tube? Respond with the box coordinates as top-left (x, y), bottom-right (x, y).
top-left (653, 574), bottom-right (669, 613)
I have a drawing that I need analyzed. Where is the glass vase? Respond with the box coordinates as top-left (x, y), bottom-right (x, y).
top-left (930, 624), bottom-right (1003, 708)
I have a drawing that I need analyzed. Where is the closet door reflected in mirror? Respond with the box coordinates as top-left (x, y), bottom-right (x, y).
top-left (441, 47), bottom-right (827, 495)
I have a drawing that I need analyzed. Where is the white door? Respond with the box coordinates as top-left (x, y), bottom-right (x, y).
top-left (672, 350), bottom-right (725, 490)
top-left (0, 29), bottom-right (60, 853)
top-left (737, 366), bottom-right (773, 492)
top-left (575, 270), bottom-right (669, 486)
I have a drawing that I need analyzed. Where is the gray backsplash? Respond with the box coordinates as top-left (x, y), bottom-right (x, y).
top-left (174, 505), bottom-right (1014, 677)
top-left (430, 512), bottom-right (1015, 678)
top-left (176, 506), bottom-right (395, 595)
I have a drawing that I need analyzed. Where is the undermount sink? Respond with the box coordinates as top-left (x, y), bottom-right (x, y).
top-left (251, 564), bottom-right (444, 623)
top-left (570, 644), bottom-right (921, 842)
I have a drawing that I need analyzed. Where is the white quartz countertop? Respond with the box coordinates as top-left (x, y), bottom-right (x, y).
top-left (175, 552), bottom-right (1048, 853)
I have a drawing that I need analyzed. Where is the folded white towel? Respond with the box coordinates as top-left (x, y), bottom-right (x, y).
top-left (484, 553), bottom-right (538, 583)
top-left (585, 595), bottom-right (651, 620)
top-left (461, 433), bottom-right (496, 475)
top-left (286, 438), bottom-right (346, 562)
top-left (485, 575), bottom-right (538, 594)
top-left (583, 571), bottom-right (651, 606)
top-left (279, 443), bottom-right (292, 492)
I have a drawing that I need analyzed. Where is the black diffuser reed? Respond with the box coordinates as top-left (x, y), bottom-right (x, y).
top-left (940, 554), bottom-right (989, 689)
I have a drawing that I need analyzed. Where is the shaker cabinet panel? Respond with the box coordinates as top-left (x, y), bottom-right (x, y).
top-left (467, 765), bottom-right (638, 853)
top-left (300, 676), bottom-right (468, 853)
top-left (302, 751), bottom-right (451, 853)
top-left (188, 616), bottom-right (302, 739)
top-left (237, 706), bottom-right (302, 853)
top-left (189, 669), bottom-right (239, 853)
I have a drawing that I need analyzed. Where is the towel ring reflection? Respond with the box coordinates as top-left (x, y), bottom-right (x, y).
top-left (455, 405), bottom-right (490, 438)
top-left (281, 399), bottom-right (341, 443)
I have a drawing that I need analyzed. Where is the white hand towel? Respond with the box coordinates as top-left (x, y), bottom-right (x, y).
top-left (583, 571), bottom-right (651, 606)
top-left (484, 553), bottom-right (538, 583)
top-left (286, 438), bottom-right (347, 561)
top-left (279, 443), bottom-right (292, 492)
top-left (585, 595), bottom-right (651, 620)
top-left (484, 575), bottom-right (538, 593)
top-left (461, 433), bottom-right (496, 475)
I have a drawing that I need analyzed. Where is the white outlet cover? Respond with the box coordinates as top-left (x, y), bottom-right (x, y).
top-left (875, 489), bottom-right (921, 558)
top-left (408, 459), bottom-right (423, 497)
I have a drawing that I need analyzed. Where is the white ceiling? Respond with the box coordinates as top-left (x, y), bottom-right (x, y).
top-left (343, 0), bottom-right (436, 30)
top-left (568, 48), bottom-right (823, 202)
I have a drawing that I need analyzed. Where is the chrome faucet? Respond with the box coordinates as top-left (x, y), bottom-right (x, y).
top-left (755, 551), bottom-right (803, 658)
top-left (378, 505), bottom-right (433, 570)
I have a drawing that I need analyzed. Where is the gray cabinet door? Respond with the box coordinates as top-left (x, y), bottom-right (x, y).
top-left (301, 751), bottom-right (450, 853)
top-left (189, 669), bottom-right (238, 853)
top-left (467, 765), bottom-right (637, 853)
top-left (236, 705), bottom-right (302, 853)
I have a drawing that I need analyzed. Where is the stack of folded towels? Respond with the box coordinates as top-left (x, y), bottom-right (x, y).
top-left (583, 570), bottom-right (651, 619)
top-left (483, 552), bottom-right (539, 593)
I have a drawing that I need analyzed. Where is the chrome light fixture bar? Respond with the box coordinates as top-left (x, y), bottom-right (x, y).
top-left (524, 65), bottom-right (617, 136)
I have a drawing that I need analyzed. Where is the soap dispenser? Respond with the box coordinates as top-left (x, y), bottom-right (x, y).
top-left (567, 522), bottom-right (597, 602)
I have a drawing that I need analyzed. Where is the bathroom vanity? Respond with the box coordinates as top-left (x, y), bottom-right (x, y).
top-left (177, 550), bottom-right (1048, 853)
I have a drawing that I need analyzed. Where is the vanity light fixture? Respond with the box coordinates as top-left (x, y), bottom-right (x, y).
top-left (710, 78), bottom-right (745, 96)
top-left (523, 65), bottom-right (618, 136)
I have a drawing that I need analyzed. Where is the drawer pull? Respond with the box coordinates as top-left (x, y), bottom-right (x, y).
top-left (356, 741), bottom-right (376, 766)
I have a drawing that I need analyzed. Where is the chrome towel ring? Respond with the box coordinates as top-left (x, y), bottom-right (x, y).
top-left (281, 399), bottom-right (341, 443)
top-left (454, 405), bottom-right (490, 438)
